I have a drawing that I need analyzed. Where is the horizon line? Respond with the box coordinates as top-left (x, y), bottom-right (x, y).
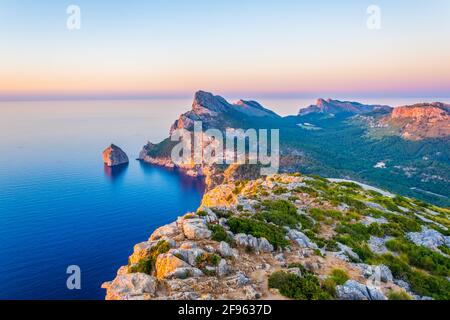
top-left (1, 92), bottom-right (450, 103)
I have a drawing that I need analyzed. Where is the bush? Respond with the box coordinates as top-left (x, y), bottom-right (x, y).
top-left (329, 269), bottom-right (350, 285)
top-left (128, 240), bottom-right (171, 275)
top-left (379, 254), bottom-right (450, 300)
top-left (385, 238), bottom-right (450, 277)
top-left (209, 224), bottom-right (233, 244)
top-left (255, 200), bottom-right (304, 228)
top-left (211, 208), bottom-right (232, 219)
top-left (268, 271), bottom-right (332, 300)
top-left (321, 278), bottom-right (337, 298)
top-left (228, 217), bottom-right (289, 249)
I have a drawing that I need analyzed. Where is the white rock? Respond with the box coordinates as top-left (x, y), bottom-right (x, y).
top-left (103, 273), bottom-right (157, 300)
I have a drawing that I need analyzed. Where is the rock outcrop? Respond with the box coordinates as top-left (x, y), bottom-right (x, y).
top-left (336, 280), bottom-right (387, 300)
top-left (103, 173), bottom-right (450, 300)
top-left (379, 103), bottom-right (450, 140)
top-left (103, 144), bottom-right (129, 167)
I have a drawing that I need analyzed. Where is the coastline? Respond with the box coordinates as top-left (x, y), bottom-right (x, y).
top-left (102, 173), bottom-right (450, 300)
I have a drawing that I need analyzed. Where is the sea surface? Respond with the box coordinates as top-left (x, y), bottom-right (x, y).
top-left (0, 97), bottom-right (447, 300)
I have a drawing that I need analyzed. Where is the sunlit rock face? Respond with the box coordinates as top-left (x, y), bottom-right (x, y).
top-left (380, 103), bottom-right (450, 140)
top-left (103, 144), bottom-right (129, 167)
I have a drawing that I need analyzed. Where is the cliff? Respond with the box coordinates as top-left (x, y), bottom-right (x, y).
top-left (379, 103), bottom-right (450, 140)
top-left (102, 173), bottom-right (450, 300)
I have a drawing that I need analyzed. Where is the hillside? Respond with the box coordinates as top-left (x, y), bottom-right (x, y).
top-left (140, 91), bottom-right (450, 206)
top-left (103, 173), bottom-right (450, 300)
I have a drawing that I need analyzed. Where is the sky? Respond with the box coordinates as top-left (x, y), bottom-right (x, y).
top-left (1, 0), bottom-right (450, 100)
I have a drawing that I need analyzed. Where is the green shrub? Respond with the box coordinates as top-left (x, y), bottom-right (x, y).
top-left (196, 253), bottom-right (221, 268)
top-left (197, 210), bottom-right (208, 217)
top-left (228, 217), bottom-right (289, 249)
top-left (211, 208), bottom-right (232, 219)
top-left (128, 240), bottom-right (171, 275)
top-left (294, 186), bottom-right (319, 198)
top-left (273, 186), bottom-right (289, 195)
top-left (329, 269), bottom-right (350, 285)
top-left (268, 271), bottom-right (332, 300)
top-left (385, 238), bottom-right (450, 277)
top-left (254, 200), bottom-right (301, 228)
top-left (378, 254), bottom-right (450, 300)
top-left (335, 222), bottom-right (370, 242)
top-left (388, 290), bottom-right (412, 300)
top-left (128, 256), bottom-right (152, 274)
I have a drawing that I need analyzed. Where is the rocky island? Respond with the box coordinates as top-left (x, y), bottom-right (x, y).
top-left (102, 173), bottom-right (450, 300)
top-left (103, 144), bottom-right (129, 167)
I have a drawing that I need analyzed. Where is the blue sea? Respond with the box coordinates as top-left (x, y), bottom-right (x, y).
top-left (0, 99), bottom-right (205, 300)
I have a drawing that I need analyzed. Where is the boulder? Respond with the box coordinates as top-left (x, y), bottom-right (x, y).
top-left (218, 241), bottom-right (234, 258)
top-left (182, 218), bottom-right (212, 240)
top-left (355, 264), bottom-right (393, 283)
top-left (170, 248), bottom-right (206, 266)
top-left (286, 228), bottom-right (318, 249)
top-left (102, 144), bottom-right (129, 167)
top-left (336, 280), bottom-right (386, 300)
top-left (150, 222), bottom-right (180, 241)
top-left (155, 253), bottom-right (191, 279)
top-left (233, 234), bottom-right (274, 252)
top-left (217, 259), bottom-right (231, 277)
top-left (103, 273), bottom-right (157, 300)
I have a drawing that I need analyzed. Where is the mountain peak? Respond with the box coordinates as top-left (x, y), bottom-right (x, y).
top-left (299, 99), bottom-right (391, 117)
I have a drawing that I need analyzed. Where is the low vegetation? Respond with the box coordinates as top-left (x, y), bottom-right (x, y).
top-left (268, 271), bottom-right (333, 300)
top-left (128, 240), bottom-right (171, 275)
top-left (227, 217), bottom-right (289, 249)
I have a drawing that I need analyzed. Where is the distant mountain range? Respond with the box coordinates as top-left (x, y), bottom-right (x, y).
top-left (141, 91), bottom-right (450, 206)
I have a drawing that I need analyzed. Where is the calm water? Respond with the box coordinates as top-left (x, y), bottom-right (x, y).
top-left (1, 97), bottom-right (448, 300)
top-left (0, 99), bottom-right (205, 300)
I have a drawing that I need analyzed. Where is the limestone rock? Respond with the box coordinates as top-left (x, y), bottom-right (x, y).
top-left (150, 222), bottom-right (180, 241)
top-left (218, 241), bottom-right (234, 258)
top-left (286, 228), bottom-right (318, 249)
top-left (336, 280), bottom-right (387, 300)
top-left (102, 144), bottom-right (129, 167)
top-left (103, 273), bottom-right (157, 300)
top-left (182, 218), bottom-right (212, 240)
top-left (233, 234), bottom-right (274, 252)
top-left (170, 247), bottom-right (205, 266)
top-left (407, 228), bottom-right (450, 250)
top-left (155, 253), bottom-right (191, 279)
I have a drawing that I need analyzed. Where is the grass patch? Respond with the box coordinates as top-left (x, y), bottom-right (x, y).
top-left (388, 290), bottom-right (412, 300)
top-left (385, 238), bottom-right (450, 277)
top-left (329, 269), bottom-right (350, 285)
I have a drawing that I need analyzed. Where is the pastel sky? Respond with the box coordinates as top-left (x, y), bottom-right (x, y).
top-left (1, 0), bottom-right (450, 99)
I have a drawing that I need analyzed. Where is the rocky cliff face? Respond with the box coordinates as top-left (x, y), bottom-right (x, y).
top-left (103, 144), bottom-right (129, 167)
top-left (102, 173), bottom-right (450, 300)
top-left (379, 103), bottom-right (450, 140)
top-left (170, 91), bottom-right (280, 134)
